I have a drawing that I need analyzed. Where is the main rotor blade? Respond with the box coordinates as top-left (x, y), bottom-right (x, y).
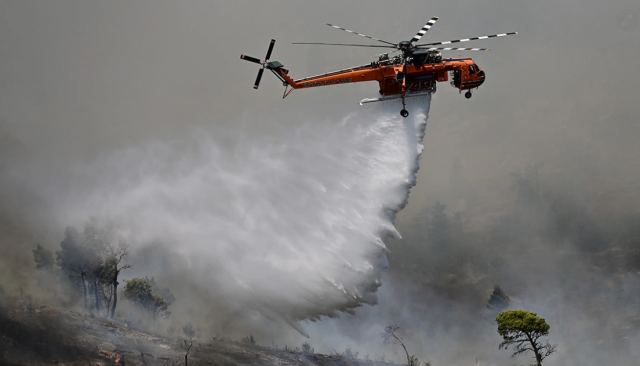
top-left (416, 32), bottom-right (517, 46)
top-left (253, 68), bottom-right (265, 89)
top-left (410, 17), bottom-right (439, 43)
top-left (265, 39), bottom-right (276, 60)
top-left (417, 47), bottom-right (488, 51)
top-left (292, 42), bottom-right (395, 48)
top-left (325, 24), bottom-right (396, 46)
top-left (241, 54), bottom-right (262, 64)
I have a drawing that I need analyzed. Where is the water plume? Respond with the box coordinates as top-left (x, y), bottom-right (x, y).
top-left (3, 96), bottom-right (431, 333)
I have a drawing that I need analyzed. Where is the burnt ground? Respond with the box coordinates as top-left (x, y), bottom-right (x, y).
top-left (0, 302), bottom-right (398, 366)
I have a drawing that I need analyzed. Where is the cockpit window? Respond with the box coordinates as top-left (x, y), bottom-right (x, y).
top-left (469, 65), bottom-right (478, 74)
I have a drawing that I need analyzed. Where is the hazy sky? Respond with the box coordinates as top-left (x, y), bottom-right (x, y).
top-left (1, 0), bottom-right (638, 203)
top-left (1, 1), bottom-right (639, 365)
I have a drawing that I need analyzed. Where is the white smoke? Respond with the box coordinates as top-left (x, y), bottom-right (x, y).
top-left (11, 96), bottom-right (431, 331)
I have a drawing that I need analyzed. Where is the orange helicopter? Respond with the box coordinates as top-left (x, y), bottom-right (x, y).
top-left (241, 17), bottom-right (516, 117)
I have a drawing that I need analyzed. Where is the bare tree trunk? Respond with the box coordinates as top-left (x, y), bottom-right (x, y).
top-left (391, 333), bottom-right (412, 366)
top-left (94, 278), bottom-right (101, 312)
top-left (106, 285), bottom-right (113, 312)
top-left (526, 332), bottom-right (543, 366)
top-left (400, 342), bottom-right (411, 366)
top-left (110, 279), bottom-right (118, 318)
top-left (183, 340), bottom-right (192, 366)
top-left (108, 252), bottom-right (129, 319)
top-left (80, 272), bottom-right (88, 309)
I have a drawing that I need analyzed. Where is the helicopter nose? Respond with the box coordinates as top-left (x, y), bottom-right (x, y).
top-left (478, 70), bottom-right (486, 84)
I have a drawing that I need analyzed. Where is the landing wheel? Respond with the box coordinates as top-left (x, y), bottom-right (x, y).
top-left (465, 90), bottom-right (472, 99)
top-left (400, 92), bottom-right (409, 118)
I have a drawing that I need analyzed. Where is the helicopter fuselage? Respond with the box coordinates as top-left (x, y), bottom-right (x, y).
top-left (270, 57), bottom-right (485, 97)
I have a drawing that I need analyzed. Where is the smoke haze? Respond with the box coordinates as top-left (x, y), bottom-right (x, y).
top-left (1, 1), bottom-right (640, 365)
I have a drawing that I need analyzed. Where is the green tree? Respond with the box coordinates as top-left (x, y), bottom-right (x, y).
top-left (487, 285), bottom-right (510, 312)
top-left (56, 224), bottom-right (129, 316)
top-left (496, 310), bottom-right (556, 366)
top-left (123, 277), bottom-right (173, 318)
top-left (101, 248), bottom-right (130, 318)
top-left (32, 244), bottom-right (54, 270)
top-left (56, 227), bottom-right (96, 309)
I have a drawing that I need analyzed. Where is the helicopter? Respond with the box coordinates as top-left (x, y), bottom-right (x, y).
top-left (241, 17), bottom-right (516, 117)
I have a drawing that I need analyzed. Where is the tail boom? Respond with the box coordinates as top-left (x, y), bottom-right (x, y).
top-left (271, 63), bottom-right (383, 90)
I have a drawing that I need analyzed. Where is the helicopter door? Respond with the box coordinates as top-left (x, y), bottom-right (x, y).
top-left (450, 70), bottom-right (461, 88)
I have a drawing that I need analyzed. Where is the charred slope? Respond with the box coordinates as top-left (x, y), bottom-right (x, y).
top-left (0, 304), bottom-right (400, 366)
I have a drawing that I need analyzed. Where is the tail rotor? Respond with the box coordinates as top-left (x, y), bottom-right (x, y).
top-left (240, 39), bottom-right (276, 89)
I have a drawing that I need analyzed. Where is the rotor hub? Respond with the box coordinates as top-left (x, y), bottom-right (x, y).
top-left (398, 41), bottom-right (413, 51)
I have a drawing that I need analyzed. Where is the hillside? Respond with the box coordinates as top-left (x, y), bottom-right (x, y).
top-left (0, 301), bottom-right (397, 366)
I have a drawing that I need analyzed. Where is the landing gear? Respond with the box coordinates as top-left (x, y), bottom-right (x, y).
top-left (400, 93), bottom-right (409, 118)
top-left (465, 90), bottom-right (472, 99)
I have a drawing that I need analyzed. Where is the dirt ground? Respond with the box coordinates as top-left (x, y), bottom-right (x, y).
top-left (0, 301), bottom-right (399, 366)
